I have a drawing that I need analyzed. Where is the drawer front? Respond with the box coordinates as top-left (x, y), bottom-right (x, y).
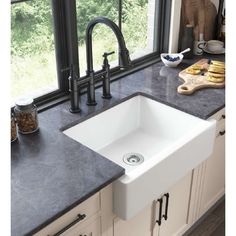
top-left (208, 108), bottom-right (225, 138)
top-left (215, 121), bottom-right (225, 139)
top-left (64, 215), bottom-right (101, 236)
top-left (34, 193), bottom-right (100, 236)
top-left (209, 108), bottom-right (225, 122)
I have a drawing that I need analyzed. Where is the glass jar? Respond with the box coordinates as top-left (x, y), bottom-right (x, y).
top-left (11, 113), bottom-right (18, 142)
top-left (14, 97), bottom-right (39, 134)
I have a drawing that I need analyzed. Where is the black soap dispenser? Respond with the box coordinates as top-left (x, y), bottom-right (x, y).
top-left (180, 24), bottom-right (194, 59)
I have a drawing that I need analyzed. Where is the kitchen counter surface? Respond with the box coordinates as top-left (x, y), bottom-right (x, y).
top-left (11, 54), bottom-right (225, 236)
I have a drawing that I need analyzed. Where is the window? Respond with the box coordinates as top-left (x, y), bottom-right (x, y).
top-left (10, 0), bottom-right (171, 108)
top-left (11, 0), bottom-right (58, 105)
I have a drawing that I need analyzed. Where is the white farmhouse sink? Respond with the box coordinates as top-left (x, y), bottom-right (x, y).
top-left (63, 94), bottom-right (216, 220)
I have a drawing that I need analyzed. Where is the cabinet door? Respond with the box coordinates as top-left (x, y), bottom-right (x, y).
top-left (158, 172), bottom-right (192, 236)
top-left (114, 201), bottom-right (158, 236)
top-left (200, 131), bottom-right (225, 215)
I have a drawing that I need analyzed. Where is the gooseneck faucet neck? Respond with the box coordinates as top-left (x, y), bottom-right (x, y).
top-left (85, 16), bottom-right (131, 75)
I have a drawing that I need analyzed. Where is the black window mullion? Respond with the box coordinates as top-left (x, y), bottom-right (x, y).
top-left (154, 0), bottom-right (163, 53)
top-left (64, 0), bottom-right (80, 79)
top-left (155, 0), bottom-right (172, 53)
top-left (118, 0), bottom-right (122, 30)
top-left (162, 0), bottom-right (172, 52)
top-left (52, 0), bottom-right (70, 92)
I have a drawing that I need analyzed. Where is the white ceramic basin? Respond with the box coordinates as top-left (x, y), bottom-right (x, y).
top-left (63, 94), bottom-right (216, 220)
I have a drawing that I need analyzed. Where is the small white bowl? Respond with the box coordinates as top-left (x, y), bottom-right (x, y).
top-left (161, 53), bottom-right (183, 67)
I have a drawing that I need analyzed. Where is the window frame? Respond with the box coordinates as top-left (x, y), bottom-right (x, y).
top-left (11, 0), bottom-right (172, 111)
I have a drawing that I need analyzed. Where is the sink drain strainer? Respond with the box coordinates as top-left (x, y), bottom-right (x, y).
top-left (123, 153), bottom-right (144, 166)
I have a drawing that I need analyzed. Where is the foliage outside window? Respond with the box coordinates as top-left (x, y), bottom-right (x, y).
top-left (76, 0), bottom-right (119, 74)
top-left (11, 0), bottom-right (58, 105)
top-left (76, 0), bottom-right (155, 75)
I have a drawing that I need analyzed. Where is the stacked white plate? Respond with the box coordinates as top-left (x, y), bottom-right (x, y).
top-left (203, 47), bottom-right (225, 54)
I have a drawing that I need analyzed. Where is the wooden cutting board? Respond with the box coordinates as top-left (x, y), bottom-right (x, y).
top-left (178, 59), bottom-right (225, 95)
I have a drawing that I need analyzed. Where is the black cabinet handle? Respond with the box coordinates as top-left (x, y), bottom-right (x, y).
top-left (162, 193), bottom-right (170, 221)
top-left (52, 214), bottom-right (86, 236)
top-left (221, 114), bottom-right (225, 119)
top-left (219, 130), bottom-right (225, 136)
top-left (156, 198), bottom-right (163, 226)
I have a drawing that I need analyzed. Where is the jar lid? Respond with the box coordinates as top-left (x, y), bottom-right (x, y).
top-left (15, 97), bottom-right (34, 110)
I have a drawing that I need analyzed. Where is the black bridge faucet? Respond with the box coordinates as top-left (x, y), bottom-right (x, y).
top-left (69, 16), bottom-right (131, 113)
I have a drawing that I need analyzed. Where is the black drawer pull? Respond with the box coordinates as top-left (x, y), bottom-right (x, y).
top-left (221, 115), bottom-right (225, 119)
top-left (53, 213), bottom-right (86, 236)
top-left (156, 198), bottom-right (163, 226)
top-left (219, 130), bottom-right (225, 136)
top-left (79, 235), bottom-right (87, 236)
top-left (162, 193), bottom-right (170, 221)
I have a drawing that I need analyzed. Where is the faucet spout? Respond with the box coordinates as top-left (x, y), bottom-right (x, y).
top-left (85, 16), bottom-right (131, 75)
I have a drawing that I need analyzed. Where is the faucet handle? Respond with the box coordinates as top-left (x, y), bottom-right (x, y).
top-left (103, 51), bottom-right (115, 58)
top-left (102, 51), bottom-right (115, 67)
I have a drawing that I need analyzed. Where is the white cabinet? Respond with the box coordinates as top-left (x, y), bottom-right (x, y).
top-left (199, 111), bottom-right (225, 216)
top-left (188, 108), bottom-right (225, 223)
top-left (113, 172), bottom-right (192, 236)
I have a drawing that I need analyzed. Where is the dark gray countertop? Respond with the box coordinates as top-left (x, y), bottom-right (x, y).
top-left (11, 54), bottom-right (225, 236)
